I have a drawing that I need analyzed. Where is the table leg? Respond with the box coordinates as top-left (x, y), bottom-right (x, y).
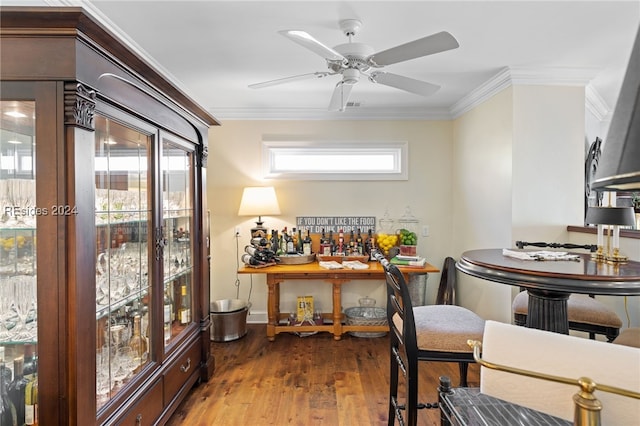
top-left (526, 289), bottom-right (569, 334)
top-left (266, 276), bottom-right (278, 341)
top-left (332, 281), bottom-right (343, 340)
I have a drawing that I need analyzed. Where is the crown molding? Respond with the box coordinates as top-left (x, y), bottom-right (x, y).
top-left (209, 107), bottom-right (452, 121)
top-left (43, 0), bottom-right (613, 123)
top-left (450, 67), bottom-right (604, 119)
top-left (585, 85), bottom-right (613, 122)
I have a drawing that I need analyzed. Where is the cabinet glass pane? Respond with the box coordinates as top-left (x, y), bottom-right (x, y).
top-left (162, 140), bottom-right (193, 347)
top-left (0, 100), bottom-right (39, 426)
top-left (95, 116), bottom-right (151, 409)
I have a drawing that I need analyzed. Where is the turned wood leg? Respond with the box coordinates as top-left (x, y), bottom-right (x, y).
top-left (332, 281), bottom-right (343, 340)
top-left (266, 277), bottom-right (277, 341)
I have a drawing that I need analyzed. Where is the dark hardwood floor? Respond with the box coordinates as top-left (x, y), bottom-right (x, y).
top-left (166, 324), bottom-right (480, 425)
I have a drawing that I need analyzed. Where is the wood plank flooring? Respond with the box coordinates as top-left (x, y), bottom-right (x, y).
top-left (166, 324), bottom-right (480, 426)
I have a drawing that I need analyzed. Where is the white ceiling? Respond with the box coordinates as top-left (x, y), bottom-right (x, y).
top-left (14, 1), bottom-right (640, 121)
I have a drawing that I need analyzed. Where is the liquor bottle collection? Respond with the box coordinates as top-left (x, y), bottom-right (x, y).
top-left (241, 227), bottom-right (379, 267)
top-left (0, 345), bottom-right (38, 426)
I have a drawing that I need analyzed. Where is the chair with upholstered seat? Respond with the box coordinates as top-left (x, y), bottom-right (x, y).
top-left (613, 327), bottom-right (640, 348)
top-left (375, 252), bottom-right (485, 426)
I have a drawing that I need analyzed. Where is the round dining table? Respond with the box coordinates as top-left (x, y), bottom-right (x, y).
top-left (456, 248), bottom-right (640, 334)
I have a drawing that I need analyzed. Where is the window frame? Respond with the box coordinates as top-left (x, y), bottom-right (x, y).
top-left (261, 140), bottom-right (408, 181)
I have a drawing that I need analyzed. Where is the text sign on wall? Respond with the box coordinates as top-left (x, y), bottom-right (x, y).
top-left (296, 216), bottom-right (376, 234)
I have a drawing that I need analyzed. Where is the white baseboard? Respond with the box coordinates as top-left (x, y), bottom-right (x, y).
top-left (247, 310), bottom-right (268, 324)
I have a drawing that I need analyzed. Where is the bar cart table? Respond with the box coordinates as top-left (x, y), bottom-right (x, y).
top-left (238, 261), bottom-right (439, 341)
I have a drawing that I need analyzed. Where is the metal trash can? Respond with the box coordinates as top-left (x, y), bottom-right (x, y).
top-left (408, 273), bottom-right (427, 306)
top-left (210, 299), bottom-right (250, 342)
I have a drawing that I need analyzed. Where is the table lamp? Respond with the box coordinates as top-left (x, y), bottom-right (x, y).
top-left (591, 26), bottom-right (640, 192)
top-left (238, 186), bottom-right (281, 238)
top-left (585, 206), bottom-right (635, 262)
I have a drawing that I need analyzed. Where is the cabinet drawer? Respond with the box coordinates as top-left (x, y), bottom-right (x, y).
top-left (163, 340), bottom-right (200, 405)
top-left (116, 379), bottom-right (163, 426)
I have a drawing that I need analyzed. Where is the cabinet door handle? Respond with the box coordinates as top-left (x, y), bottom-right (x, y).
top-left (180, 357), bottom-right (191, 373)
top-left (135, 414), bottom-right (142, 425)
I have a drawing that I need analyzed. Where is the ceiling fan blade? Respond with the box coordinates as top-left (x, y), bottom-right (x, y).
top-left (328, 81), bottom-right (354, 112)
top-left (279, 30), bottom-right (346, 62)
top-left (370, 72), bottom-right (440, 97)
top-left (367, 31), bottom-right (459, 67)
top-left (249, 72), bottom-right (332, 89)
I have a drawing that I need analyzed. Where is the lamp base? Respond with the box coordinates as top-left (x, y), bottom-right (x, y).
top-left (250, 222), bottom-right (269, 239)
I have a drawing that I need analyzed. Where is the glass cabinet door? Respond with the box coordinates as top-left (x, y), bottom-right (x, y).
top-left (94, 116), bottom-right (151, 409)
top-left (0, 100), bottom-right (38, 426)
top-left (161, 137), bottom-right (194, 348)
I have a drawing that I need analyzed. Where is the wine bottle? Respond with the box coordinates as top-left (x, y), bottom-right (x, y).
top-left (291, 227), bottom-right (298, 252)
top-left (178, 285), bottom-right (191, 325)
top-left (24, 373), bottom-right (37, 426)
top-left (286, 230), bottom-right (296, 254)
top-left (22, 345), bottom-right (36, 378)
top-left (128, 314), bottom-right (148, 370)
top-left (8, 357), bottom-right (28, 425)
top-left (320, 229), bottom-right (331, 256)
top-left (328, 230), bottom-right (335, 255)
top-left (251, 237), bottom-right (268, 247)
top-left (280, 227), bottom-right (288, 255)
top-left (336, 229), bottom-right (345, 255)
top-left (241, 253), bottom-right (263, 266)
top-left (348, 230), bottom-right (355, 255)
top-left (366, 229), bottom-right (375, 260)
top-left (163, 288), bottom-right (173, 343)
top-left (270, 230), bottom-right (279, 252)
top-left (297, 228), bottom-right (303, 253)
top-left (0, 358), bottom-right (17, 426)
top-left (0, 348), bottom-right (11, 384)
top-left (356, 229), bottom-right (364, 255)
top-left (303, 230), bottom-right (312, 256)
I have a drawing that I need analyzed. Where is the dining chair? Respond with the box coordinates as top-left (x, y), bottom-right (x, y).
top-left (613, 327), bottom-right (640, 348)
top-left (374, 252), bottom-right (485, 426)
top-left (512, 241), bottom-right (622, 342)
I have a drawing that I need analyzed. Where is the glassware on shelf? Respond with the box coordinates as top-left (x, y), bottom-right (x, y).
top-left (376, 209), bottom-right (398, 257)
top-left (94, 114), bottom-right (153, 404)
top-left (397, 205), bottom-right (419, 256)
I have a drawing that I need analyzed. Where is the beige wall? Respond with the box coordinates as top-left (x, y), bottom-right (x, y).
top-left (207, 86), bottom-right (639, 331)
top-left (452, 87), bottom-right (514, 321)
top-left (208, 120), bottom-right (454, 321)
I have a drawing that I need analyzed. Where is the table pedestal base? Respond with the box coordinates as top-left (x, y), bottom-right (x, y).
top-left (526, 290), bottom-right (569, 334)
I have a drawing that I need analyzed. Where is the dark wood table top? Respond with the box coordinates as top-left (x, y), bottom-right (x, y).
top-left (457, 248), bottom-right (640, 295)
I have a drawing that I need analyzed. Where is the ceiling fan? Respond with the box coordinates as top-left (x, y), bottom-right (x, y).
top-left (249, 19), bottom-right (459, 111)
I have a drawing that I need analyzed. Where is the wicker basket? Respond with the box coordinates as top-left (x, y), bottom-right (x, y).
top-left (344, 306), bottom-right (388, 338)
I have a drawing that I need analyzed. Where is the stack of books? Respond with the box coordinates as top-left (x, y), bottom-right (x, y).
top-left (389, 255), bottom-right (427, 268)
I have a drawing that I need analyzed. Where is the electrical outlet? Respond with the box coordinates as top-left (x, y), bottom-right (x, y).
top-left (422, 225), bottom-right (429, 237)
top-left (235, 226), bottom-right (241, 237)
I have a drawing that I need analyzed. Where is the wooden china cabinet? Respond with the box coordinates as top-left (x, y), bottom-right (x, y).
top-left (0, 7), bottom-right (218, 425)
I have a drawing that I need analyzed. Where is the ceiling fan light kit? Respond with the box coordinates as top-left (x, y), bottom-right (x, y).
top-left (250, 19), bottom-right (460, 112)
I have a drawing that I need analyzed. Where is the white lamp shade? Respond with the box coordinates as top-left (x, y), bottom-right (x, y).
top-left (237, 186), bottom-right (281, 217)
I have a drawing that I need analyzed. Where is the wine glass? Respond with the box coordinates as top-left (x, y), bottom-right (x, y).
top-left (7, 179), bottom-right (35, 227)
top-left (11, 275), bottom-right (36, 341)
top-left (0, 280), bottom-right (13, 341)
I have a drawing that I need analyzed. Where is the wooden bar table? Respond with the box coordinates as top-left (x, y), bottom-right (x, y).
top-left (238, 261), bottom-right (439, 341)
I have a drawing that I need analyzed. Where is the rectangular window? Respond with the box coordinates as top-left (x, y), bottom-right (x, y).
top-left (262, 140), bottom-right (408, 180)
